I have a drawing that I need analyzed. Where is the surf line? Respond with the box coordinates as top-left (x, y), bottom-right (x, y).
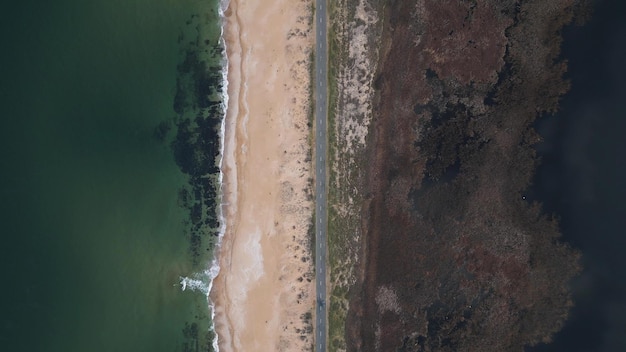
top-left (178, 1), bottom-right (231, 351)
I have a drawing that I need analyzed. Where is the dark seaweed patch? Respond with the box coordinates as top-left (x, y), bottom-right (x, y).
top-left (168, 13), bottom-right (225, 270)
top-left (167, 10), bottom-right (224, 352)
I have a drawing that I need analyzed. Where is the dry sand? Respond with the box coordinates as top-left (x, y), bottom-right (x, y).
top-left (210, 0), bottom-right (315, 351)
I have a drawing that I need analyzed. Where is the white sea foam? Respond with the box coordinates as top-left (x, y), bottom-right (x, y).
top-left (180, 273), bottom-right (210, 295)
top-left (206, 2), bottom-right (231, 351)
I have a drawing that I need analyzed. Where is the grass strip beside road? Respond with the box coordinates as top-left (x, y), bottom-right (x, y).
top-left (327, 1), bottom-right (351, 351)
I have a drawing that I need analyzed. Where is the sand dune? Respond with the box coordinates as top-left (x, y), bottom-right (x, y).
top-left (211, 0), bottom-right (315, 350)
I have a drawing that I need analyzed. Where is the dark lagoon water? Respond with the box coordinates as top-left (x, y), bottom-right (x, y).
top-left (528, 0), bottom-right (626, 351)
top-left (0, 0), bottom-right (224, 351)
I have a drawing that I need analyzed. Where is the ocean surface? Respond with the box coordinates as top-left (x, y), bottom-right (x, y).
top-left (0, 1), bottom-right (225, 351)
top-left (528, 1), bottom-right (626, 351)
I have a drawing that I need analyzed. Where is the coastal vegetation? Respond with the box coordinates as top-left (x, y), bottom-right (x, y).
top-left (345, 0), bottom-right (590, 351)
top-left (326, 0), bottom-right (384, 350)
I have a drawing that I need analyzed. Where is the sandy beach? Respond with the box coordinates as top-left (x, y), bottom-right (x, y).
top-left (210, 0), bottom-right (315, 350)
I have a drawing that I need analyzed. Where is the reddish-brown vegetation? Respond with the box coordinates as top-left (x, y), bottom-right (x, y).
top-left (347, 0), bottom-right (590, 351)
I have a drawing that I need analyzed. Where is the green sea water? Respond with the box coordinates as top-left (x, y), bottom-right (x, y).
top-left (0, 0), bottom-right (224, 351)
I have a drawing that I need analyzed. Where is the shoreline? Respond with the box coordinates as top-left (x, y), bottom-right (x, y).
top-left (210, 0), bottom-right (316, 350)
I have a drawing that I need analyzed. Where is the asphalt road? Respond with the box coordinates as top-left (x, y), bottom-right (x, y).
top-left (314, 0), bottom-right (328, 351)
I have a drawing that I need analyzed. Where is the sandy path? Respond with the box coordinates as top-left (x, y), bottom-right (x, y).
top-left (211, 0), bottom-right (315, 351)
